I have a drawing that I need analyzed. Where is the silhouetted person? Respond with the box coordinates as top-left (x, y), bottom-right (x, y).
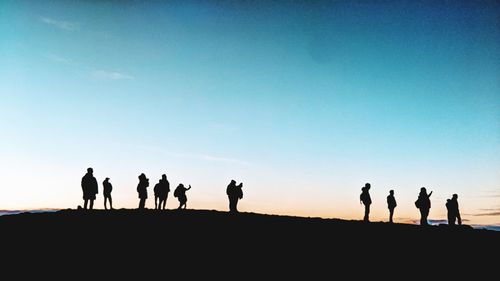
top-left (154, 174), bottom-right (170, 210)
top-left (81, 167), bottom-right (98, 210)
top-left (154, 178), bottom-right (161, 210)
top-left (446, 194), bottom-right (462, 226)
top-left (159, 174), bottom-right (170, 210)
top-left (387, 190), bottom-right (397, 223)
top-left (137, 173), bottom-right (149, 209)
top-left (103, 177), bottom-right (113, 210)
top-left (415, 187), bottom-right (432, 225)
top-left (360, 183), bottom-right (372, 222)
top-left (226, 180), bottom-right (243, 213)
top-left (174, 183), bottom-right (191, 209)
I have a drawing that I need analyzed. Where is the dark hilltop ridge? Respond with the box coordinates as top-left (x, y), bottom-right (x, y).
top-left (1, 209), bottom-right (498, 278)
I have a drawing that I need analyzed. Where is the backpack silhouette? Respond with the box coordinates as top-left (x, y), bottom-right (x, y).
top-left (360, 192), bottom-right (366, 203)
top-left (360, 187), bottom-right (371, 205)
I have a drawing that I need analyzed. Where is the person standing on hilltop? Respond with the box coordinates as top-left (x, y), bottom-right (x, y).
top-left (387, 190), bottom-right (397, 223)
top-left (154, 174), bottom-right (170, 210)
top-left (446, 194), bottom-right (462, 226)
top-left (415, 187), bottom-right (432, 225)
top-left (154, 177), bottom-right (161, 210)
top-left (103, 177), bottom-right (113, 210)
top-left (158, 174), bottom-right (170, 210)
top-left (81, 167), bottom-right (98, 210)
top-left (174, 183), bottom-right (191, 209)
top-left (137, 173), bottom-right (149, 210)
top-left (360, 183), bottom-right (372, 222)
top-left (226, 180), bottom-right (243, 213)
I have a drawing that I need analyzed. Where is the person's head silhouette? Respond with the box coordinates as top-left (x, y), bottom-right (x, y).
top-left (139, 173), bottom-right (146, 180)
top-left (453, 194), bottom-right (458, 200)
top-left (231, 179), bottom-right (236, 184)
top-left (364, 183), bottom-right (371, 190)
top-left (87, 167), bottom-right (93, 174)
top-left (104, 177), bottom-right (109, 182)
top-left (421, 187), bottom-right (427, 193)
top-left (162, 174), bottom-right (167, 180)
top-left (390, 190), bottom-right (394, 195)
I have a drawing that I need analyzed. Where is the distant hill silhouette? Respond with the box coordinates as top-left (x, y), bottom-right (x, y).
top-left (0, 209), bottom-right (498, 278)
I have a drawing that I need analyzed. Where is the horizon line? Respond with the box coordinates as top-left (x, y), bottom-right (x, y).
top-left (1, 208), bottom-right (498, 231)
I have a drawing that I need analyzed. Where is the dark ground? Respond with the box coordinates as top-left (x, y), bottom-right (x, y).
top-left (0, 209), bottom-right (498, 278)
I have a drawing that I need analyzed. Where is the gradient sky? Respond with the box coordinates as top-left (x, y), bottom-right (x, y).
top-left (1, 0), bottom-right (499, 226)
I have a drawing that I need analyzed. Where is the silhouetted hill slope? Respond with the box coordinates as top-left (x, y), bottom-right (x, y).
top-left (1, 209), bottom-right (498, 278)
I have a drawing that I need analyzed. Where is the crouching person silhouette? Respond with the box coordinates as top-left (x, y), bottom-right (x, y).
top-left (81, 167), bottom-right (98, 210)
top-left (174, 184), bottom-right (191, 209)
top-left (226, 180), bottom-right (243, 213)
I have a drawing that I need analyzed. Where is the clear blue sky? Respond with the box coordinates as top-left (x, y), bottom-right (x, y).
top-left (0, 0), bottom-right (499, 225)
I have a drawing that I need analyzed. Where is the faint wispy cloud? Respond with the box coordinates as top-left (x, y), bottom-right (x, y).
top-left (91, 70), bottom-right (134, 80)
top-left (467, 206), bottom-right (500, 217)
top-left (40, 17), bottom-right (78, 31)
top-left (200, 154), bottom-right (250, 165)
top-left (479, 208), bottom-right (500, 211)
top-left (473, 211), bottom-right (500, 217)
top-left (43, 53), bottom-right (70, 64)
top-left (136, 145), bottom-right (250, 166)
top-left (167, 151), bottom-right (250, 166)
top-left (476, 190), bottom-right (500, 198)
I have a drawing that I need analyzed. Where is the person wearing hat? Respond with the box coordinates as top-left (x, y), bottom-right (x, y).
top-left (103, 177), bottom-right (113, 210)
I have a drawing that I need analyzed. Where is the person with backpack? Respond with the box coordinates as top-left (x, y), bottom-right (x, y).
top-left (446, 194), bottom-right (461, 226)
top-left (386, 190), bottom-right (397, 223)
top-left (81, 167), bottom-right (98, 210)
top-left (174, 183), bottom-right (191, 210)
top-left (154, 174), bottom-right (170, 210)
top-left (226, 180), bottom-right (243, 213)
top-left (103, 177), bottom-right (113, 210)
top-left (137, 173), bottom-right (149, 210)
top-left (415, 187), bottom-right (432, 225)
top-left (360, 183), bottom-right (372, 222)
